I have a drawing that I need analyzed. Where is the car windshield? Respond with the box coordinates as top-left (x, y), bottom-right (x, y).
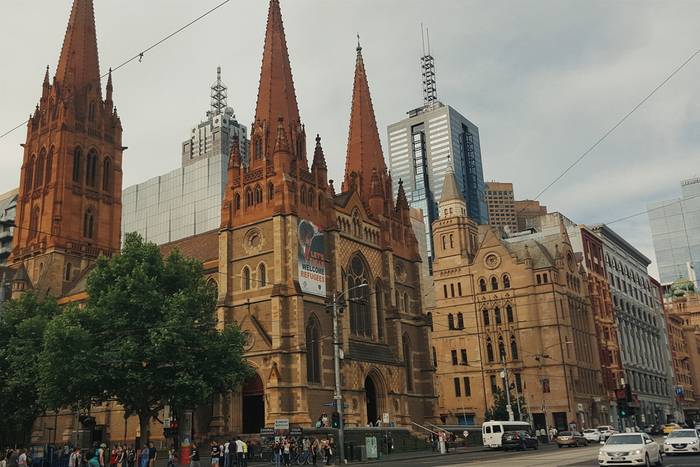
top-left (583, 429), bottom-right (596, 433)
top-left (606, 435), bottom-right (642, 445)
top-left (559, 431), bottom-right (572, 436)
top-left (668, 430), bottom-right (697, 438)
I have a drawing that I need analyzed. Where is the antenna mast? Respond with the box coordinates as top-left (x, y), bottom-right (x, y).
top-left (210, 66), bottom-right (228, 116)
top-left (421, 25), bottom-right (438, 109)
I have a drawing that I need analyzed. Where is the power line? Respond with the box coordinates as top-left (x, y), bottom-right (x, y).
top-left (534, 46), bottom-right (700, 200)
top-left (0, 0), bottom-right (233, 141)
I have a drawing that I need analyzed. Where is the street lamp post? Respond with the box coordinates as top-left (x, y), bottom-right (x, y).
top-left (328, 283), bottom-right (368, 465)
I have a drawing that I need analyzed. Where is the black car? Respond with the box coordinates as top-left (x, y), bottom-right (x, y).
top-left (502, 430), bottom-right (539, 451)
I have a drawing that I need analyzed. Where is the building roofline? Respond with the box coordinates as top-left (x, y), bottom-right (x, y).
top-left (588, 223), bottom-right (651, 266)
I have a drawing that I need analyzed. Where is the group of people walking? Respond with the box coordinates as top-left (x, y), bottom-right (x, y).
top-left (1, 448), bottom-right (30, 467)
top-left (269, 437), bottom-right (334, 467)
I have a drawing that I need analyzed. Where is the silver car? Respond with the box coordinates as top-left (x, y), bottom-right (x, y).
top-left (663, 428), bottom-right (700, 455)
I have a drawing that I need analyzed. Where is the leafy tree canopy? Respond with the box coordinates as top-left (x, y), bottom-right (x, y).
top-left (484, 386), bottom-right (528, 423)
top-left (39, 233), bottom-right (252, 445)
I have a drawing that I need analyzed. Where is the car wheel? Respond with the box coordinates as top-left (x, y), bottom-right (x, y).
top-left (645, 454), bottom-right (650, 467)
top-left (557, 444), bottom-right (562, 449)
top-left (656, 452), bottom-right (663, 466)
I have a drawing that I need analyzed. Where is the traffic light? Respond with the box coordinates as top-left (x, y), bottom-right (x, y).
top-left (618, 404), bottom-right (627, 418)
top-left (331, 411), bottom-right (340, 428)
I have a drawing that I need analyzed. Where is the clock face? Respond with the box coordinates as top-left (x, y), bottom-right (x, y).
top-left (484, 253), bottom-right (501, 269)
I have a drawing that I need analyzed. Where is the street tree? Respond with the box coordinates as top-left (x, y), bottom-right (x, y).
top-left (0, 293), bottom-right (61, 445)
top-left (484, 386), bottom-right (528, 422)
top-left (39, 232), bottom-right (252, 446)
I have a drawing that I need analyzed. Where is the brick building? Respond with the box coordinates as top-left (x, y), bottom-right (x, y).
top-left (24, 0), bottom-right (437, 444)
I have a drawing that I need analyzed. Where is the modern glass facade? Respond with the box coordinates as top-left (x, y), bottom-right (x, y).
top-left (388, 103), bottom-right (487, 266)
top-left (647, 177), bottom-right (700, 286)
top-left (122, 155), bottom-right (226, 245)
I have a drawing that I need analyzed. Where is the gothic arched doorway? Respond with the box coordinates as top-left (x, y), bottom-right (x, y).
top-left (242, 374), bottom-right (265, 434)
top-left (365, 375), bottom-right (378, 425)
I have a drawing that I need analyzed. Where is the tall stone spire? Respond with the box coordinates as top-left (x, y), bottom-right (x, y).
top-left (253, 0), bottom-right (301, 157)
top-left (342, 39), bottom-right (387, 197)
top-left (55, 0), bottom-right (102, 94)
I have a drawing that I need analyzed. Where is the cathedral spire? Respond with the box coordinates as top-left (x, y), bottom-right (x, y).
top-left (342, 39), bottom-right (387, 197)
top-left (55, 0), bottom-right (102, 94)
top-left (254, 0), bottom-right (300, 153)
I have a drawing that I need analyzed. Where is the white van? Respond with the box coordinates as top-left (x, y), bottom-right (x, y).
top-left (482, 421), bottom-right (532, 448)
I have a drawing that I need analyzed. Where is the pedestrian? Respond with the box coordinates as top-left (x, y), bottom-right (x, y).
top-left (116, 447), bottom-right (124, 467)
top-left (109, 447), bottom-right (117, 467)
top-left (281, 440), bottom-right (290, 467)
top-left (323, 441), bottom-right (331, 467)
top-left (6, 450), bottom-right (17, 467)
top-left (189, 443), bottom-right (200, 467)
top-left (146, 443), bottom-right (156, 467)
top-left (69, 448), bottom-right (81, 467)
top-left (210, 442), bottom-right (220, 467)
top-left (272, 441), bottom-right (281, 467)
top-left (126, 447), bottom-right (135, 467)
top-left (88, 452), bottom-right (99, 467)
top-left (166, 448), bottom-right (176, 467)
top-left (17, 450), bottom-right (27, 467)
top-left (240, 440), bottom-right (247, 467)
top-left (138, 447), bottom-right (148, 467)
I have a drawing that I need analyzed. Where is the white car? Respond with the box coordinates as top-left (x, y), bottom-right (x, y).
top-left (584, 429), bottom-right (602, 442)
top-left (597, 425), bottom-right (619, 441)
top-left (663, 428), bottom-right (700, 455)
top-left (598, 433), bottom-right (662, 466)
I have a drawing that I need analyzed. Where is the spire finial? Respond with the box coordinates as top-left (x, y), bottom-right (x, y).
top-left (356, 34), bottom-right (362, 53)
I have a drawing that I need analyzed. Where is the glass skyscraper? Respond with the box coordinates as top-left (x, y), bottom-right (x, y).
top-left (122, 69), bottom-right (248, 245)
top-left (647, 177), bottom-right (700, 286)
top-left (387, 103), bottom-right (487, 266)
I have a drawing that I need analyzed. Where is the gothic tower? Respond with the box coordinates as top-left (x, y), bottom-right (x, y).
top-left (432, 167), bottom-right (479, 263)
top-left (10, 0), bottom-right (123, 296)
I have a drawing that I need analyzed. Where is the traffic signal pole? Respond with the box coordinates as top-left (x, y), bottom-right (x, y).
top-left (332, 292), bottom-right (345, 465)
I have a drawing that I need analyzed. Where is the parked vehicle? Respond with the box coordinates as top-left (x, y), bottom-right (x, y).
top-left (502, 431), bottom-right (539, 451)
top-left (663, 428), bottom-right (700, 455)
top-left (481, 421), bottom-right (532, 448)
top-left (596, 425), bottom-right (619, 441)
top-left (663, 423), bottom-right (682, 435)
top-left (598, 433), bottom-right (662, 466)
top-left (555, 431), bottom-right (587, 448)
top-left (583, 429), bottom-right (602, 442)
top-left (643, 425), bottom-right (662, 436)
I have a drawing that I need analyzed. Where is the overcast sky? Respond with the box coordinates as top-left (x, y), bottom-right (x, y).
top-left (2, 0), bottom-right (699, 279)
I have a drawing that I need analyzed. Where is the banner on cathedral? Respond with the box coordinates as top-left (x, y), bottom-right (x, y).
top-left (298, 219), bottom-right (326, 297)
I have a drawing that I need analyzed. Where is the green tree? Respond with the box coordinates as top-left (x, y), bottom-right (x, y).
top-left (484, 386), bottom-right (528, 422)
top-left (0, 293), bottom-right (61, 445)
top-left (39, 233), bottom-right (252, 446)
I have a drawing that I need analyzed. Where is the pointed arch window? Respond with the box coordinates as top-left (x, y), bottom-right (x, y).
top-left (498, 336), bottom-right (506, 361)
top-left (86, 150), bottom-right (98, 187)
top-left (64, 263), bottom-right (72, 282)
top-left (242, 266), bottom-right (251, 291)
top-left (506, 304), bottom-right (514, 323)
top-left (102, 158), bottom-right (111, 191)
top-left (495, 307), bottom-right (502, 325)
top-left (29, 206), bottom-right (39, 239)
top-left (88, 101), bottom-right (96, 122)
top-left (318, 193), bottom-right (323, 210)
top-left (479, 278), bottom-right (487, 292)
top-left (348, 255), bottom-right (371, 337)
top-left (268, 182), bottom-right (274, 201)
top-left (254, 185), bottom-right (263, 204)
top-left (457, 312), bottom-right (464, 330)
top-left (403, 334), bottom-right (413, 392)
top-left (234, 193), bottom-right (241, 210)
top-left (72, 148), bottom-right (82, 183)
top-left (442, 235), bottom-right (447, 250)
top-left (300, 187), bottom-right (307, 205)
top-left (482, 309), bottom-right (490, 326)
top-left (46, 147), bottom-right (53, 185)
top-left (449, 234), bottom-right (454, 248)
top-left (258, 263), bottom-right (267, 287)
top-left (83, 209), bottom-right (95, 239)
top-left (403, 292), bottom-right (409, 313)
top-left (35, 150), bottom-right (45, 188)
top-left (503, 274), bottom-right (511, 289)
top-left (426, 311), bottom-right (433, 332)
top-left (306, 317), bottom-right (321, 384)
top-left (448, 313), bottom-right (455, 330)
top-left (245, 187), bottom-right (253, 207)
top-left (25, 156), bottom-right (35, 192)
top-left (510, 335), bottom-right (519, 360)
top-left (376, 282), bottom-right (384, 339)
top-left (491, 276), bottom-right (499, 291)
top-left (254, 136), bottom-right (263, 160)
top-left (486, 338), bottom-right (494, 362)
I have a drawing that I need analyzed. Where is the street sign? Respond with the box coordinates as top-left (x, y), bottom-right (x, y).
top-left (382, 413), bottom-right (390, 424)
top-left (260, 428), bottom-right (275, 436)
top-left (322, 401), bottom-right (348, 409)
top-left (290, 427), bottom-right (303, 437)
top-left (274, 419), bottom-right (290, 431)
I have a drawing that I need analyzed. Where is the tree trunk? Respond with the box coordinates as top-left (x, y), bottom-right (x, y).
top-left (138, 412), bottom-right (150, 448)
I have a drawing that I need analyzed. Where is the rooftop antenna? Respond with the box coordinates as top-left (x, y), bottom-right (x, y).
top-left (420, 24), bottom-right (438, 109)
top-left (210, 66), bottom-right (228, 116)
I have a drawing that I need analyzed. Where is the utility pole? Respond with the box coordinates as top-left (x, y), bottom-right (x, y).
top-left (501, 355), bottom-right (514, 421)
top-left (332, 291), bottom-right (346, 465)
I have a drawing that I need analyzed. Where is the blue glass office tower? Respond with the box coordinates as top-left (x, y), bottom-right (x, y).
top-left (387, 102), bottom-right (487, 267)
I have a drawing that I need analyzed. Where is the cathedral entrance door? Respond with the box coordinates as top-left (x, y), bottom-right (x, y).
top-left (242, 374), bottom-right (265, 434)
top-left (365, 376), bottom-right (378, 425)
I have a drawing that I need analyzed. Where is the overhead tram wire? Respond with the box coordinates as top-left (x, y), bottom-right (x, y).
top-left (533, 45), bottom-right (700, 201)
top-left (0, 0), bottom-right (234, 141)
